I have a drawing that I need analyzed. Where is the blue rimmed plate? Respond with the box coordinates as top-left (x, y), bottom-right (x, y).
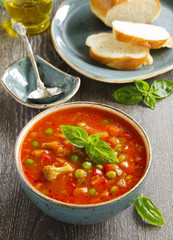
top-left (1, 56), bottom-right (80, 108)
top-left (51, 0), bottom-right (173, 83)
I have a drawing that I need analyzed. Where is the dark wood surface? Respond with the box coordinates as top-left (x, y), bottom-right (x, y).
top-left (0, 1), bottom-right (172, 239)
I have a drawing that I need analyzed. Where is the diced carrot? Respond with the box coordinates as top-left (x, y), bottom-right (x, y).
top-left (55, 157), bottom-right (65, 165)
top-left (32, 149), bottom-right (43, 157)
top-left (108, 126), bottom-right (120, 136)
top-left (90, 197), bottom-right (101, 204)
top-left (100, 191), bottom-right (109, 197)
top-left (100, 132), bottom-right (109, 138)
top-left (73, 187), bottom-right (88, 196)
top-left (30, 132), bottom-right (37, 138)
top-left (109, 137), bottom-right (120, 146)
top-left (120, 161), bottom-right (129, 168)
top-left (58, 133), bottom-right (66, 139)
top-left (41, 141), bottom-right (59, 149)
top-left (120, 162), bottom-right (136, 174)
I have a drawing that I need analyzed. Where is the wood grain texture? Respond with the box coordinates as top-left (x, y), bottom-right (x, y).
top-left (0, 1), bottom-right (172, 239)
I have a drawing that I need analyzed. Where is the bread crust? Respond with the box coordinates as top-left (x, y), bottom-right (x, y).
top-left (89, 48), bottom-right (152, 70)
top-left (113, 28), bottom-right (173, 49)
top-left (90, 0), bottom-right (161, 27)
top-left (90, 0), bottom-right (127, 18)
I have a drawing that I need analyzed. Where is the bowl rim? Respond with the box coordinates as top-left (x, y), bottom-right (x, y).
top-left (15, 101), bottom-right (152, 208)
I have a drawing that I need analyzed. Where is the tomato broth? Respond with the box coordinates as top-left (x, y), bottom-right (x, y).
top-left (20, 106), bottom-right (147, 204)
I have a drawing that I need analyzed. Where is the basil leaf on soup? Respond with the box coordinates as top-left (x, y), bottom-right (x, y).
top-left (135, 195), bottom-right (165, 226)
top-left (86, 140), bottom-right (118, 165)
top-left (135, 80), bottom-right (149, 95)
top-left (112, 86), bottom-right (143, 105)
top-left (144, 94), bottom-right (156, 110)
top-left (150, 80), bottom-right (173, 99)
top-left (88, 133), bottom-right (100, 145)
top-left (60, 125), bottom-right (88, 148)
top-left (85, 144), bottom-right (96, 160)
top-left (61, 126), bottom-right (118, 164)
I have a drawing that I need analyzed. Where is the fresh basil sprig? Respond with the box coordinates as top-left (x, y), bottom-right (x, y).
top-left (112, 79), bottom-right (173, 109)
top-left (60, 125), bottom-right (118, 165)
top-left (135, 195), bottom-right (165, 226)
top-left (59, 125), bottom-right (88, 148)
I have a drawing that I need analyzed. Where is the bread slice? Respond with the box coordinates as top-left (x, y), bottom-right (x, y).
top-left (112, 20), bottom-right (173, 49)
top-left (86, 33), bottom-right (153, 70)
top-left (90, 0), bottom-right (161, 27)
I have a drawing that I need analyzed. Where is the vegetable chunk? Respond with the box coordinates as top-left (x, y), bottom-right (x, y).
top-left (43, 163), bottom-right (73, 181)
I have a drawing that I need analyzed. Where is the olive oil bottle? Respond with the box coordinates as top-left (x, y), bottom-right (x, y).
top-left (3, 0), bottom-right (52, 34)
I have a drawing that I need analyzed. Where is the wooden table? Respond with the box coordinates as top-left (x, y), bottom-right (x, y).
top-left (0, 1), bottom-right (172, 239)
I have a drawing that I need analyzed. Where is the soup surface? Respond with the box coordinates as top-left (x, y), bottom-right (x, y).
top-left (20, 106), bottom-right (147, 204)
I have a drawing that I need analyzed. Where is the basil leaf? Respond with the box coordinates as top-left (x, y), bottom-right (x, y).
top-left (150, 80), bottom-right (173, 99)
top-left (112, 86), bottom-right (143, 105)
top-left (135, 80), bottom-right (149, 95)
top-left (135, 195), bottom-right (165, 226)
top-left (60, 125), bottom-right (88, 148)
top-left (86, 140), bottom-right (118, 165)
top-left (88, 133), bottom-right (100, 145)
top-left (144, 94), bottom-right (156, 109)
top-left (61, 126), bottom-right (118, 164)
top-left (85, 144), bottom-right (96, 160)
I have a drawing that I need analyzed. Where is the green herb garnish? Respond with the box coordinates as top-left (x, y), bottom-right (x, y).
top-left (135, 195), bottom-right (165, 226)
top-left (60, 125), bottom-right (118, 165)
top-left (113, 79), bottom-right (173, 109)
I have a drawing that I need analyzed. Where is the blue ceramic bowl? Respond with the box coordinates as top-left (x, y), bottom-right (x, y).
top-left (1, 56), bottom-right (80, 108)
top-left (15, 102), bottom-right (152, 224)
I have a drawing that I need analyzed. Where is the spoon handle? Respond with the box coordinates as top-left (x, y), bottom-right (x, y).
top-left (12, 23), bottom-right (45, 90)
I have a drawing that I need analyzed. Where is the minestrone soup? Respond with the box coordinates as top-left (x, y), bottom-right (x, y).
top-left (20, 106), bottom-right (147, 204)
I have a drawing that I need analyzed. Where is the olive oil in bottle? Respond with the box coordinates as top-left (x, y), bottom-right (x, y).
top-left (3, 0), bottom-right (52, 34)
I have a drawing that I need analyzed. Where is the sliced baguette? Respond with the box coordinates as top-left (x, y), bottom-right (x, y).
top-left (90, 0), bottom-right (161, 27)
top-left (86, 33), bottom-right (153, 70)
top-left (112, 20), bottom-right (173, 49)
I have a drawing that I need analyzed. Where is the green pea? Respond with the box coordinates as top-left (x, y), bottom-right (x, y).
top-left (116, 147), bottom-right (122, 152)
top-left (75, 169), bottom-right (86, 178)
top-left (111, 186), bottom-right (118, 193)
top-left (119, 138), bottom-right (126, 143)
top-left (89, 188), bottom-right (96, 196)
top-left (32, 141), bottom-right (39, 147)
top-left (96, 164), bottom-right (104, 170)
top-left (106, 171), bottom-right (116, 179)
top-left (82, 161), bottom-right (92, 170)
top-left (70, 154), bottom-right (78, 162)
top-left (45, 128), bottom-right (53, 135)
top-left (25, 159), bottom-right (34, 165)
top-left (103, 119), bottom-right (109, 124)
top-left (77, 122), bottom-right (86, 127)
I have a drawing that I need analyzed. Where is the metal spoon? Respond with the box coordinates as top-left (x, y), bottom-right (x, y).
top-left (12, 22), bottom-right (63, 102)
